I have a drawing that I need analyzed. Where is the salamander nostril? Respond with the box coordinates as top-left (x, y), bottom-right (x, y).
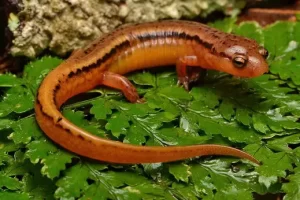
top-left (259, 47), bottom-right (268, 59)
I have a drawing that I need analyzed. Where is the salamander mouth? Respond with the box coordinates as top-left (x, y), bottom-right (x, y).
top-left (252, 65), bottom-right (269, 77)
top-left (238, 66), bottom-right (269, 78)
top-left (227, 63), bottom-right (268, 78)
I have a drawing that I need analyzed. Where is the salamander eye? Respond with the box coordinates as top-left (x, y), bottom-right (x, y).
top-left (259, 47), bottom-right (269, 58)
top-left (233, 56), bottom-right (247, 68)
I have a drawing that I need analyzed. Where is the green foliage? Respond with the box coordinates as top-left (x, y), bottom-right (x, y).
top-left (0, 19), bottom-right (300, 199)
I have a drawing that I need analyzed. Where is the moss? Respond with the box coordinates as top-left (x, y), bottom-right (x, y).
top-left (9, 0), bottom-right (246, 58)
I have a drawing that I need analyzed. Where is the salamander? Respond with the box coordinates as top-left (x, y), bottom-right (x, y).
top-left (35, 20), bottom-right (269, 164)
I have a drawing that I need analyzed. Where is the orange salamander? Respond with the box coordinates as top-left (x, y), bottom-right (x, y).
top-left (35, 20), bottom-right (269, 164)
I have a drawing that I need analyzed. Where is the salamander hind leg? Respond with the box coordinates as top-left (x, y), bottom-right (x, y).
top-left (176, 56), bottom-right (206, 90)
top-left (100, 71), bottom-right (143, 103)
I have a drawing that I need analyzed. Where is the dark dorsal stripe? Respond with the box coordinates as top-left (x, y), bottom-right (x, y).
top-left (136, 31), bottom-right (213, 49)
top-left (51, 39), bottom-right (131, 107)
top-left (67, 30), bottom-right (213, 81)
top-left (51, 30), bottom-right (214, 107)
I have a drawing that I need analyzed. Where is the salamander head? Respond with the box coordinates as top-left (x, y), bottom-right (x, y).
top-left (207, 36), bottom-right (269, 77)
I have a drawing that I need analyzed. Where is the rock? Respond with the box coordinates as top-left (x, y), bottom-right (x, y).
top-left (7, 0), bottom-right (247, 58)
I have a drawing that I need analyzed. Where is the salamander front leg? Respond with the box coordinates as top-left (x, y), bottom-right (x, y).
top-left (100, 71), bottom-right (143, 103)
top-left (176, 56), bottom-right (206, 90)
